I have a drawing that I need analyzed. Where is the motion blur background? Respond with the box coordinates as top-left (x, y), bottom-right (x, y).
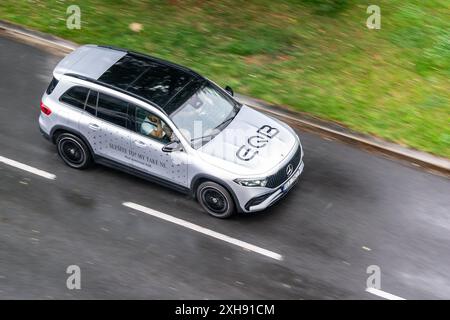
top-left (0, 0), bottom-right (449, 157)
top-left (1, 0), bottom-right (450, 300)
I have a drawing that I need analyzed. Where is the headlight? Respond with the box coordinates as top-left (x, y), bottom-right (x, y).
top-left (234, 178), bottom-right (268, 187)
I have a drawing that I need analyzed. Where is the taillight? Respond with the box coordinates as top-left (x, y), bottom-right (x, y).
top-left (40, 101), bottom-right (51, 115)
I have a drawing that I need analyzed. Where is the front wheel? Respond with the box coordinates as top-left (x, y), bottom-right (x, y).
top-left (196, 181), bottom-right (235, 219)
top-left (56, 133), bottom-right (92, 169)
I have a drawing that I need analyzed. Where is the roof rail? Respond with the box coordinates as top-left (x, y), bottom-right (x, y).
top-left (64, 73), bottom-right (168, 115)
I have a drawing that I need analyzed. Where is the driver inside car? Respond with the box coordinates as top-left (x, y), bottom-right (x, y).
top-left (141, 115), bottom-right (173, 142)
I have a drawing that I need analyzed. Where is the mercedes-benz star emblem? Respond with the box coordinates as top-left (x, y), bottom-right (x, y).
top-left (286, 164), bottom-right (294, 177)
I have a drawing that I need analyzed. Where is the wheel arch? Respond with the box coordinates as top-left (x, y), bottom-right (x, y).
top-left (51, 125), bottom-right (95, 158)
top-left (191, 174), bottom-right (243, 213)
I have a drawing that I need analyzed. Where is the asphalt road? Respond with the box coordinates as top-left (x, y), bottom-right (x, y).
top-left (0, 34), bottom-right (449, 300)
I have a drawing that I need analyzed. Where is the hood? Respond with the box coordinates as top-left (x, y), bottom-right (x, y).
top-left (198, 105), bottom-right (298, 176)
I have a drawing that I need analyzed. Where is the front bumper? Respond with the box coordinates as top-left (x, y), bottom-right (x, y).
top-left (243, 160), bottom-right (304, 212)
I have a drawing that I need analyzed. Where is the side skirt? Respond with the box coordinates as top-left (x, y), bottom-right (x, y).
top-left (94, 156), bottom-right (191, 195)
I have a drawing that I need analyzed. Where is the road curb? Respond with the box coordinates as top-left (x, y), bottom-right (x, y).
top-left (0, 20), bottom-right (78, 53)
top-left (1, 19), bottom-right (448, 177)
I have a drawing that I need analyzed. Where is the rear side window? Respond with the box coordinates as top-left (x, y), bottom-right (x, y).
top-left (85, 90), bottom-right (98, 116)
top-left (97, 93), bottom-right (129, 128)
top-left (59, 86), bottom-right (89, 109)
top-left (46, 77), bottom-right (59, 95)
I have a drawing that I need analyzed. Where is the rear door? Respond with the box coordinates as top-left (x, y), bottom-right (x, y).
top-left (78, 90), bottom-right (132, 166)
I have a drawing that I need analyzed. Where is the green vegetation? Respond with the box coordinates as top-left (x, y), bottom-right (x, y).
top-left (1, 0), bottom-right (448, 157)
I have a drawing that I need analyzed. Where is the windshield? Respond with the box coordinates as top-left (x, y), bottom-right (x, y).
top-left (170, 81), bottom-right (240, 149)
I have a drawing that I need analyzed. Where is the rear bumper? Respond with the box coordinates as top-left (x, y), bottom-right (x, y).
top-left (244, 160), bottom-right (304, 212)
top-left (39, 114), bottom-right (52, 142)
top-left (39, 125), bottom-right (51, 141)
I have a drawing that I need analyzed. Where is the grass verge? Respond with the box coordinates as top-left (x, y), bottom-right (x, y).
top-left (1, 0), bottom-right (448, 157)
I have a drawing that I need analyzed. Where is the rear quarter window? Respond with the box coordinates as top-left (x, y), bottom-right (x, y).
top-left (46, 77), bottom-right (59, 95)
top-left (59, 86), bottom-right (89, 109)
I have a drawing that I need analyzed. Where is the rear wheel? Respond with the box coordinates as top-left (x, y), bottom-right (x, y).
top-left (196, 181), bottom-right (235, 218)
top-left (56, 133), bottom-right (92, 169)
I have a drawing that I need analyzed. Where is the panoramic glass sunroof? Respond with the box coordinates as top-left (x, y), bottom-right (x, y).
top-left (99, 54), bottom-right (196, 109)
top-left (99, 54), bottom-right (151, 89)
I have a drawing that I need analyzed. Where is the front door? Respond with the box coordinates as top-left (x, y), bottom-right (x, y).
top-left (129, 105), bottom-right (188, 188)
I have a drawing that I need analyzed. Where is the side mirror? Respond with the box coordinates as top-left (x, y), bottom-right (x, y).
top-left (225, 85), bottom-right (234, 97)
top-left (162, 141), bottom-right (183, 153)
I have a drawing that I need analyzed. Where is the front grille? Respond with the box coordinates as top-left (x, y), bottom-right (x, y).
top-left (266, 146), bottom-right (301, 188)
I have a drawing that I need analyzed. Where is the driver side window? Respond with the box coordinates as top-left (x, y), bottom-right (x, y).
top-left (133, 106), bottom-right (173, 144)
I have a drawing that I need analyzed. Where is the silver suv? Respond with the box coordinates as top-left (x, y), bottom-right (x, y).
top-left (39, 45), bottom-right (304, 218)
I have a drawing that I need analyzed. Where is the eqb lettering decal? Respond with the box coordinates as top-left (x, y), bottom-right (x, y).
top-left (236, 125), bottom-right (279, 161)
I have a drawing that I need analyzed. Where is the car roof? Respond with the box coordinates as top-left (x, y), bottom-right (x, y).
top-left (54, 45), bottom-right (203, 114)
top-left (53, 45), bottom-right (126, 80)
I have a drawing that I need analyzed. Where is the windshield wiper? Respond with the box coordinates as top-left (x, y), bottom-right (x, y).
top-left (190, 133), bottom-right (217, 144)
top-left (214, 116), bottom-right (234, 130)
top-left (190, 110), bottom-right (239, 147)
top-left (191, 117), bottom-right (235, 143)
top-left (215, 105), bottom-right (240, 130)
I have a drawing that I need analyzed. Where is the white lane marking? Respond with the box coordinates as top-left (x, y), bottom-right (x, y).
top-left (123, 202), bottom-right (283, 261)
top-left (366, 287), bottom-right (406, 300)
top-left (0, 156), bottom-right (56, 180)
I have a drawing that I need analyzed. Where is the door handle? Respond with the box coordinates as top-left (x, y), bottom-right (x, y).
top-left (88, 123), bottom-right (100, 130)
top-left (134, 140), bottom-right (146, 147)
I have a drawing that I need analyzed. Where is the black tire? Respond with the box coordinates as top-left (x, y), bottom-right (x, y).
top-left (56, 133), bottom-right (92, 169)
top-left (196, 181), bottom-right (235, 218)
